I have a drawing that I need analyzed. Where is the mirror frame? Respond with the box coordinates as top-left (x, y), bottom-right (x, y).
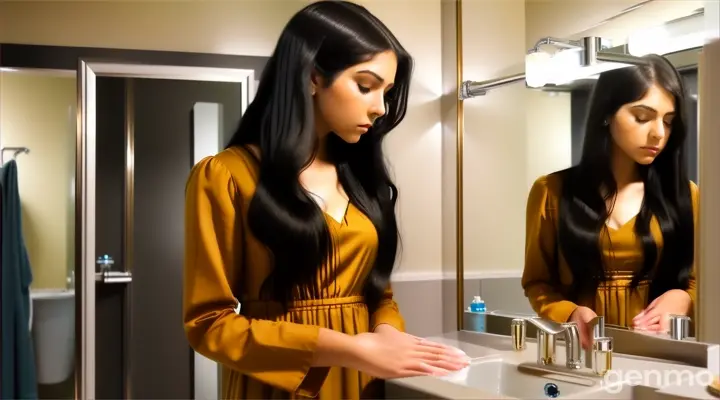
top-left (454, 0), bottom-right (465, 331)
top-left (696, 38), bottom-right (720, 346)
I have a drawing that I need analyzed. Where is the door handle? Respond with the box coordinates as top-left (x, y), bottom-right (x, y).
top-left (95, 254), bottom-right (132, 283)
top-left (95, 270), bottom-right (133, 284)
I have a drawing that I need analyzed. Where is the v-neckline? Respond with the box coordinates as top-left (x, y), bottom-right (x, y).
top-left (325, 202), bottom-right (350, 226)
top-left (606, 214), bottom-right (638, 232)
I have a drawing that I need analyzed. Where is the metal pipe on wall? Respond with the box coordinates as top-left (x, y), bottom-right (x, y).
top-left (581, 36), bottom-right (646, 67)
top-left (459, 73), bottom-right (525, 100)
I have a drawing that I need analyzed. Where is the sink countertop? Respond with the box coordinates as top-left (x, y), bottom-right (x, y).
top-left (386, 330), bottom-right (719, 400)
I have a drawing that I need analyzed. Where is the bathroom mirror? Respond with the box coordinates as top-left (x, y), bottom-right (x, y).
top-left (0, 67), bottom-right (77, 400)
top-left (459, 0), bottom-right (708, 337)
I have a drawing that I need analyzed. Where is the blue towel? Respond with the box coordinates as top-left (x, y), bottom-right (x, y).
top-left (1, 159), bottom-right (38, 399)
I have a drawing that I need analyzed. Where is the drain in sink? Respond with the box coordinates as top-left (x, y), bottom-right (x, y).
top-left (544, 382), bottom-right (560, 398)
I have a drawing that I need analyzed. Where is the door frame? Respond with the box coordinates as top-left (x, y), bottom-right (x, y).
top-left (77, 60), bottom-right (255, 400)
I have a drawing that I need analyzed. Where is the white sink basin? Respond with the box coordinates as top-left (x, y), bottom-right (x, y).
top-left (440, 357), bottom-right (607, 399)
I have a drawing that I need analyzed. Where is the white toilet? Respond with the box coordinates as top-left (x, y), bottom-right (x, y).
top-left (30, 288), bottom-right (75, 385)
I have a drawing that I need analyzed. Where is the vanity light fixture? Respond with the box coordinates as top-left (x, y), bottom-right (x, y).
top-left (525, 36), bottom-right (647, 89)
top-left (459, 36), bottom-right (647, 99)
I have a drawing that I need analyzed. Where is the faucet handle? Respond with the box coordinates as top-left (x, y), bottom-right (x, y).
top-left (537, 331), bottom-right (557, 365)
top-left (511, 318), bottom-right (527, 351)
top-left (526, 316), bottom-right (566, 335)
top-left (668, 314), bottom-right (691, 340)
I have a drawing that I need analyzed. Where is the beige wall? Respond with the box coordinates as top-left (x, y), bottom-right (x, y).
top-left (0, 0), bottom-right (445, 279)
top-left (440, 0), bottom-right (459, 283)
top-left (0, 1), bottom-right (301, 57)
top-left (357, 0), bottom-right (443, 277)
top-left (461, 0), bottom-right (527, 276)
top-left (0, 71), bottom-right (76, 289)
top-left (525, 90), bottom-right (572, 189)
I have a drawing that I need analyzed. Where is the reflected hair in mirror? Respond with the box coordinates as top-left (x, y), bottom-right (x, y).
top-left (558, 54), bottom-right (694, 302)
top-left (226, 1), bottom-right (413, 311)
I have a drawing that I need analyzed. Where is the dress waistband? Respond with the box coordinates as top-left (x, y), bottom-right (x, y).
top-left (241, 295), bottom-right (366, 311)
top-left (597, 276), bottom-right (651, 287)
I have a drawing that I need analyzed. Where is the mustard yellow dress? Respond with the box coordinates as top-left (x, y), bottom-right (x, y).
top-left (183, 146), bottom-right (405, 399)
top-left (521, 173), bottom-right (698, 327)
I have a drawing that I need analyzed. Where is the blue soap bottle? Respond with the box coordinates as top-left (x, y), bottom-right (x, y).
top-left (470, 296), bottom-right (486, 332)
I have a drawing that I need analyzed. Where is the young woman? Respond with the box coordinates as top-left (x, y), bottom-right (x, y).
top-left (182, 2), bottom-right (469, 399)
top-left (522, 54), bottom-right (698, 349)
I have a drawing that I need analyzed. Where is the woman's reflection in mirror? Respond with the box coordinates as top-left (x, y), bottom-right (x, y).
top-left (522, 54), bottom-right (697, 349)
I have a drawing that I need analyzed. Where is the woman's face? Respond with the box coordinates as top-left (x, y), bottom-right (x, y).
top-left (609, 83), bottom-right (676, 165)
top-left (312, 50), bottom-right (397, 144)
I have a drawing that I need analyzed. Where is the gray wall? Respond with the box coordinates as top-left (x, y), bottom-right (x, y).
top-left (391, 277), bottom-right (534, 338)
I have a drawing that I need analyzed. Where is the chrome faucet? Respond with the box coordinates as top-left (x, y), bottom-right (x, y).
top-left (525, 317), bottom-right (583, 369)
top-left (588, 315), bottom-right (605, 338)
top-left (583, 316), bottom-right (606, 370)
top-left (583, 316), bottom-right (605, 368)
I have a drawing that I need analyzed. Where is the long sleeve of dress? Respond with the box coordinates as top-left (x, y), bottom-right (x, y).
top-left (521, 176), bottom-right (579, 323)
top-left (183, 157), bottom-right (327, 397)
top-left (370, 283), bottom-right (406, 332)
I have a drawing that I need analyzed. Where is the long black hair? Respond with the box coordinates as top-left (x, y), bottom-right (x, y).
top-left (557, 54), bottom-right (694, 303)
top-left (226, 1), bottom-right (413, 312)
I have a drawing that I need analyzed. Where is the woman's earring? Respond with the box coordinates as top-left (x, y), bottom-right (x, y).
top-left (603, 119), bottom-right (609, 126)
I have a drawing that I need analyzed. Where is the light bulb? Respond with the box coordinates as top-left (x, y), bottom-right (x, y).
top-left (548, 49), bottom-right (582, 85)
top-left (525, 51), bottom-right (551, 88)
top-left (628, 25), bottom-right (669, 56)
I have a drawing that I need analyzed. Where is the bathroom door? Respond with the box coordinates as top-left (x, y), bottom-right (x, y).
top-left (78, 61), bottom-right (254, 400)
top-left (128, 77), bottom-right (243, 399)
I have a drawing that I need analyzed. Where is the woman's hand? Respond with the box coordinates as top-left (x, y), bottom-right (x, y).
top-left (632, 289), bottom-right (692, 332)
top-left (346, 329), bottom-right (471, 379)
top-left (373, 323), bottom-right (402, 336)
top-left (568, 306), bottom-right (598, 350)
